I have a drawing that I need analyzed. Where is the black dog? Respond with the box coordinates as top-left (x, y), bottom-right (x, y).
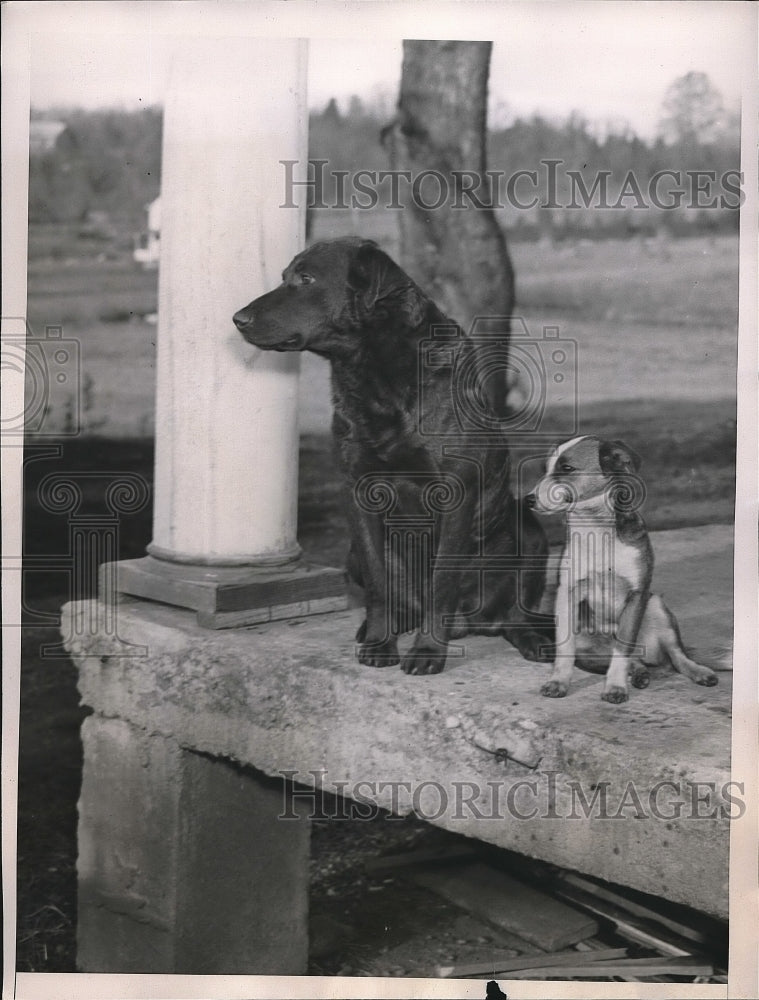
top-left (234, 238), bottom-right (551, 674)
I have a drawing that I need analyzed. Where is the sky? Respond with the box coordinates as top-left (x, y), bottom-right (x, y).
top-left (15, 1), bottom-right (754, 139)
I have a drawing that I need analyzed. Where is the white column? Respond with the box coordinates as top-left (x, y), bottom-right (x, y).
top-left (150, 38), bottom-right (308, 565)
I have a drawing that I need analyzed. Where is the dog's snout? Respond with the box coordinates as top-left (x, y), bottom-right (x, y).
top-left (233, 307), bottom-right (254, 333)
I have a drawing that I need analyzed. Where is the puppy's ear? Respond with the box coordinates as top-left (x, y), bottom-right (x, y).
top-left (348, 242), bottom-right (427, 329)
top-left (599, 440), bottom-right (645, 517)
top-left (599, 439), bottom-right (642, 476)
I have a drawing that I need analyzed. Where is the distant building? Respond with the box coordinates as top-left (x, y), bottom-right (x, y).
top-left (29, 120), bottom-right (69, 154)
top-left (134, 197), bottom-right (161, 267)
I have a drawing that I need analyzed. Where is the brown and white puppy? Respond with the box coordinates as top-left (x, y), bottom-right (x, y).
top-left (526, 436), bottom-right (718, 703)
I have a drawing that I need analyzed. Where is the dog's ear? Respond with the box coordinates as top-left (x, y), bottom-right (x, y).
top-left (599, 440), bottom-right (644, 517)
top-left (347, 242), bottom-right (427, 329)
top-left (599, 439), bottom-right (642, 475)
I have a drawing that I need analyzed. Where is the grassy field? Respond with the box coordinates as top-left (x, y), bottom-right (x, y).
top-left (24, 231), bottom-right (738, 437)
top-left (16, 226), bottom-right (738, 972)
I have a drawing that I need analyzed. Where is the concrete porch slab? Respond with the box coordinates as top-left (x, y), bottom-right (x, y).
top-left (64, 524), bottom-right (734, 920)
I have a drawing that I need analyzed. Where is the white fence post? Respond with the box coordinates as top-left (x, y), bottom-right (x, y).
top-left (111, 37), bottom-right (345, 626)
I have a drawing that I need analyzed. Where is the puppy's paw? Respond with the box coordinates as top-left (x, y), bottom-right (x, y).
top-left (694, 668), bottom-right (718, 686)
top-left (401, 641), bottom-right (448, 676)
top-left (541, 679), bottom-right (568, 698)
top-left (602, 685), bottom-right (629, 704)
top-left (357, 637), bottom-right (399, 667)
top-left (629, 664), bottom-right (650, 689)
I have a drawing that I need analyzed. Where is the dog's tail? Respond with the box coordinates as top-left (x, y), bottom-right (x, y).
top-left (705, 643), bottom-right (734, 672)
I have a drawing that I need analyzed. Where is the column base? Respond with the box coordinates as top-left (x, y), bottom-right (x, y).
top-left (101, 555), bottom-right (348, 629)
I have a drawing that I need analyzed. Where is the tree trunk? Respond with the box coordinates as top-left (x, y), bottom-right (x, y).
top-left (389, 40), bottom-right (515, 334)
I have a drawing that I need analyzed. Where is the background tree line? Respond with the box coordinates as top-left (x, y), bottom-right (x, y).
top-left (29, 71), bottom-right (740, 239)
top-left (29, 106), bottom-right (163, 228)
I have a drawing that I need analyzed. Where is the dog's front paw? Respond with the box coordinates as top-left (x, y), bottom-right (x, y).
top-left (357, 637), bottom-right (399, 667)
top-left (521, 630), bottom-right (556, 663)
top-left (401, 640), bottom-right (448, 676)
top-left (505, 625), bottom-right (555, 662)
top-left (601, 685), bottom-right (629, 704)
top-left (541, 679), bottom-right (569, 698)
top-left (355, 619), bottom-right (367, 643)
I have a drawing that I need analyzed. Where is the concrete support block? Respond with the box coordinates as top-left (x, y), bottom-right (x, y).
top-left (77, 715), bottom-right (309, 973)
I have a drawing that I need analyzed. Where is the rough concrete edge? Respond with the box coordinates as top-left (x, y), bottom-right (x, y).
top-left (60, 599), bottom-right (731, 917)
